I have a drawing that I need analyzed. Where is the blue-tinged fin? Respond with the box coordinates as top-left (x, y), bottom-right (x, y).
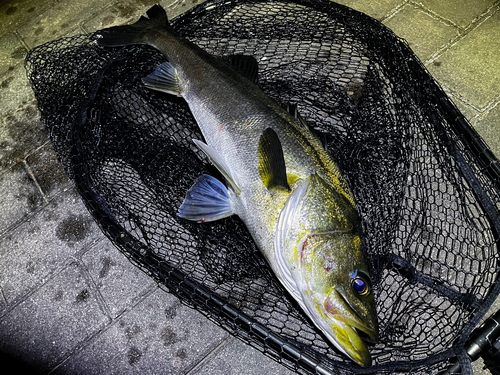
top-left (221, 55), bottom-right (259, 84)
top-left (193, 140), bottom-right (241, 195)
top-left (143, 62), bottom-right (182, 96)
top-left (177, 175), bottom-right (234, 222)
top-left (258, 128), bottom-right (290, 192)
top-left (94, 5), bottom-right (172, 47)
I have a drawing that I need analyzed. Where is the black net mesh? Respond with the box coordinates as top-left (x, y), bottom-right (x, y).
top-left (24, 0), bottom-right (500, 374)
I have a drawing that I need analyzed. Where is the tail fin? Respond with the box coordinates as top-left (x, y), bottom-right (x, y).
top-left (95, 5), bottom-right (171, 46)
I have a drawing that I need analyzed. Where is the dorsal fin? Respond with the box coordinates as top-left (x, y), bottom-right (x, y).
top-left (258, 128), bottom-right (290, 192)
top-left (282, 103), bottom-right (328, 150)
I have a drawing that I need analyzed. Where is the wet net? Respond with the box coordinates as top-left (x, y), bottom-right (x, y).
top-left (25, 0), bottom-right (500, 374)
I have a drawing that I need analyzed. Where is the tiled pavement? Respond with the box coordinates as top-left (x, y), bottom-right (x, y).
top-left (1, 0), bottom-right (499, 374)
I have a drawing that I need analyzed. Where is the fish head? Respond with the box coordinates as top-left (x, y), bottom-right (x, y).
top-left (276, 174), bottom-right (378, 366)
top-left (299, 231), bottom-right (378, 367)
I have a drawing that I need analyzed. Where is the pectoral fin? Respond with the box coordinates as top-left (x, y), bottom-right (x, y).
top-left (177, 175), bottom-right (234, 222)
top-left (274, 178), bottom-right (310, 307)
top-left (258, 128), bottom-right (290, 192)
top-left (142, 62), bottom-right (183, 96)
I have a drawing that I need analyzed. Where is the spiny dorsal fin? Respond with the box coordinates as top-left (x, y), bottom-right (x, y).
top-left (221, 55), bottom-right (259, 84)
top-left (258, 128), bottom-right (290, 192)
top-left (282, 103), bottom-right (328, 150)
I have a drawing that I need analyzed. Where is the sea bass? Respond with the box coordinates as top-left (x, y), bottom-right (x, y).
top-left (96, 5), bottom-right (378, 367)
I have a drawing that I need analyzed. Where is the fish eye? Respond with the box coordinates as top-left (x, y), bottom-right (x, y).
top-left (351, 271), bottom-right (371, 296)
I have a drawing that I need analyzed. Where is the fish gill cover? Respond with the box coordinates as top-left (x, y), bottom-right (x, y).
top-left (24, 0), bottom-right (500, 374)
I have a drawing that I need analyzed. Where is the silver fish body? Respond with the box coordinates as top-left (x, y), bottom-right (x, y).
top-left (97, 5), bottom-right (378, 367)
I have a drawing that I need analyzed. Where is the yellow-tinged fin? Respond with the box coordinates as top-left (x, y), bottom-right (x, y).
top-left (258, 128), bottom-right (290, 192)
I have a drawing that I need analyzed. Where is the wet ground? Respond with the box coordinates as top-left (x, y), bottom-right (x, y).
top-left (1, 0), bottom-right (499, 373)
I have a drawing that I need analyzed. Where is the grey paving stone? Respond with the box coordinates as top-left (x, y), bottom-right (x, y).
top-left (25, 142), bottom-right (72, 199)
top-left (0, 0), bottom-right (58, 37)
top-left (428, 8), bottom-right (500, 110)
top-left (80, 238), bottom-right (157, 319)
top-left (0, 65), bottom-right (39, 122)
top-left (0, 163), bottom-right (44, 237)
top-left (0, 98), bottom-right (46, 172)
top-left (0, 188), bottom-right (102, 306)
top-left (334, 0), bottom-right (404, 20)
top-left (383, 3), bottom-right (460, 61)
top-left (475, 104), bottom-right (500, 159)
top-left (56, 288), bottom-right (230, 374)
top-left (81, 1), bottom-right (150, 33)
top-left (0, 260), bottom-right (110, 373)
top-left (419, 0), bottom-right (497, 29)
top-left (192, 336), bottom-right (296, 375)
top-left (0, 31), bottom-right (26, 77)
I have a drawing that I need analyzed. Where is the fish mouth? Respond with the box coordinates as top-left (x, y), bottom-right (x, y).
top-left (322, 289), bottom-right (378, 367)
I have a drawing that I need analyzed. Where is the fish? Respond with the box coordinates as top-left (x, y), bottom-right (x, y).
top-left (95, 5), bottom-right (378, 367)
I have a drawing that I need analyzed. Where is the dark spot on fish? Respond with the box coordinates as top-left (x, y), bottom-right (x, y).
top-left (76, 289), bottom-right (90, 302)
top-left (8, 66), bottom-right (14, 72)
top-left (161, 326), bottom-right (179, 346)
top-left (27, 7), bottom-right (35, 13)
top-left (0, 77), bottom-right (14, 89)
top-left (99, 257), bottom-right (113, 278)
top-left (11, 46), bottom-right (27, 60)
top-left (127, 346), bottom-right (142, 365)
top-left (60, 22), bottom-right (70, 30)
top-left (56, 214), bottom-right (91, 242)
top-left (6, 6), bottom-right (17, 15)
top-left (433, 61), bottom-right (441, 67)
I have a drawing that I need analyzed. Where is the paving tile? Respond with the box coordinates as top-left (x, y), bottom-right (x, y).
top-left (16, 0), bottom-right (118, 49)
top-left (0, 65), bottom-right (40, 127)
top-left (428, 9), bottom-right (500, 110)
top-left (419, 0), bottom-right (496, 28)
top-left (81, 1), bottom-right (149, 33)
top-left (0, 0), bottom-right (58, 37)
top-left (383, 3), bottom-right (460, 61)
top-left (81, 238), bottom-right (157, 319)
top-left (192, 337), bottom-right (296, 375)
top-left (25, 142), bottom-right (72, 199)
top-left (0, 100), bottom-right (46, 172)
top-left (56, 288), bottom-right (229, 374)
top-left (164, 0), bottom-right (208, 19)
top-left (0, 261), bottom-right (110, 373)
top-left (0, 188), bottom-right (102, 306)
top-left (0, 163), bottom-right (44, 237)
top-left (475, 104), bottom-right (500, 160)
top-left (334, 0), bottom-right (404, 20)
top-left (0, 32), bottom-right (27, 77)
